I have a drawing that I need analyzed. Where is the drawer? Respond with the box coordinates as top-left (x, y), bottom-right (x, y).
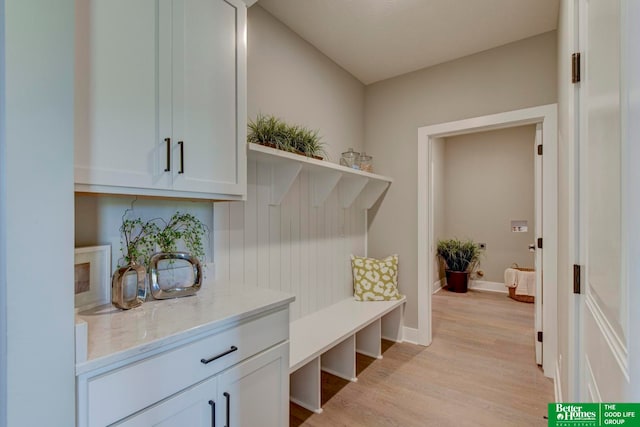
top-left (84, 308), bottom-right (288, 427)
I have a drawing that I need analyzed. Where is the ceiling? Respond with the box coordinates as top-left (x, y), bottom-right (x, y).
top-left (256, 0), bottom-right (560, 85)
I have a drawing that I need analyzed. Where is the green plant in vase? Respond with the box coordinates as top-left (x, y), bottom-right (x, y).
top-left (118, 217), bottom-right (160, 267)
top-left (153, 212), bottom-right (207, 260)
top-left (148, 212), bottom-right (208, 300)
top-left (113, 216), bottom-right (159, 310)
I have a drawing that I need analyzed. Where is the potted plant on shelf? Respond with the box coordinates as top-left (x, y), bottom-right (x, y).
top-left (148, 212), bottom-right (207, 300)
top-left (112, 216), bottom-right (159, 309)
top-left (247, 114), bottom-right (327, 160)
top-left (247, 114), bottom-right (288, 151)
top-left (289, 125), bottom-right (326, 159)
top-left (436, 238), bottom-right (481, 293)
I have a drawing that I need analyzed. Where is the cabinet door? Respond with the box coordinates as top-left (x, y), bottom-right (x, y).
top-left (113, 375), bottom-right (218, 427)
top-left (217, 342), bottom-right (289, 427)
top-left (75, 0), bottom-right (172, 191)
top-left (171, 0), bottom-right (247, 197)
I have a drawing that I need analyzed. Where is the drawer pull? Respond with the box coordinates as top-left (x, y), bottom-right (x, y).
top-left (208, 400), bottom-right (216, 427)
top-left (178, 140), bottom-right (184, 174)
top-left (200, 346), bottom-right (238, 365)
top-left (224, 392), bottom-right (230, 427)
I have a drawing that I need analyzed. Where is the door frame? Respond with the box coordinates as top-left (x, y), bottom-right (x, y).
top-left (417, 104), bottom-right (558, 378)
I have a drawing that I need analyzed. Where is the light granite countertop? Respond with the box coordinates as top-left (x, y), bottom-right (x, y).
top-left (75, 281), bottom-right (294, 375)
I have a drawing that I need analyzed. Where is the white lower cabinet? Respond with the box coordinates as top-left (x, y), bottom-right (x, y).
top-left (114, 343), bottom-right (288, 427)
top-left (114, 375), bottom-right (218, 427)
top-left (217, 342), bottom-right (289, 427)
top-left (76, 307), bottom-right (289, 427)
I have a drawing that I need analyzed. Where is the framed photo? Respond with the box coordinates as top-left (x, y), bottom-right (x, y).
top-left (74, 245), bottom-right (111, 312)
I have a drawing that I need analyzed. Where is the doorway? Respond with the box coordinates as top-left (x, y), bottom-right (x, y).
top-left (417, 104), bottom-right (558, 378)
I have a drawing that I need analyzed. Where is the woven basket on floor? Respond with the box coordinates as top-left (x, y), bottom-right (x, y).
top-left (508, 265), bottom-right (535, 303)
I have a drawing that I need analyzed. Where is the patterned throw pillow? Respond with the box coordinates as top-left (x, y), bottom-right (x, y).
top-left (351, 254), bottom-right (402, 301)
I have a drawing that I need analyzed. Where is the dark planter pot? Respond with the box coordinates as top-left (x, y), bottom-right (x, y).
top-left (445, 270), bottom-right (469, 293)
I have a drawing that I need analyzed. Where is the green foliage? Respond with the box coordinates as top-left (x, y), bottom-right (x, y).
top-left (119, 217), bottom-right (159, 267)
top-left (153, 212), bottom-right (207, 261)
top-left (247, 114), bottom-right (327, 159)
top-left (247, 114), bottom-right (290, 149)
top-left (289, 126), bottom-right (327, 158)
top-left (118, 211), bottom-right (208, 267)
top-left (436, 238), bottom-right (481, 272)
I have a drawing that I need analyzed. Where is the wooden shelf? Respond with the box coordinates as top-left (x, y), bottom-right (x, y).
top-left (247, 143), bottom-right (392, 208)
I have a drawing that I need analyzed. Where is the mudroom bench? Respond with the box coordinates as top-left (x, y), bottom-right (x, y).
top-left (288, 296), bottom-right (406, 413)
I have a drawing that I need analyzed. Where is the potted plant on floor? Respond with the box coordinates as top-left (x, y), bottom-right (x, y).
top-left (436, 238), bottom-right (481, 293)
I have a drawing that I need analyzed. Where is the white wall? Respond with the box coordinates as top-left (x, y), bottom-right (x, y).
top-left (1, 1), bottom-right (76, 425)
top-left (214, 159), bottom-right (365, 321)
top-left (207, 4), bottom-right (369, 321)
top-left (443, 126), bottom-right (536, 283)
top-left (75, 196), bottom-right (215, 273)
top-left (247, 5), bottom-right (365, 162)
top-left (365, 31), bottom-right (558, 328)
top-left (75, 4), bottom-right (368, 323)
top-left (75, 167), bottom-right (365, 324)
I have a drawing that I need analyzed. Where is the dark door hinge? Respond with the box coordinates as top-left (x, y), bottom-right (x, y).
top-left (537, 238), bottom-right (543, 249)
top-left (537, 331), bottom-right (543, 343)
top-left (572, 52), bottom-right (581, 83)
top-left (537, 144), bottom-right (543, 155)
top-left (573, 264), bottom-right (581, 294)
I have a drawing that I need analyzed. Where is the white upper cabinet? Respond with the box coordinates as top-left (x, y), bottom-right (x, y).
top-left (75, 0), bottom-right (247, 200)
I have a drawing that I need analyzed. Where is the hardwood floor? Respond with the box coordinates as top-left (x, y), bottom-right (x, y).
top-left (290, 290), bottom-right (553, 426)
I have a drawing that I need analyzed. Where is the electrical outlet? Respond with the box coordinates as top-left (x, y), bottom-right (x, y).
top-left (479, 243), bottom-right (487, 250)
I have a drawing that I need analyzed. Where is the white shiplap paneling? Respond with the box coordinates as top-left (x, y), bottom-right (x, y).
top-left (214, 157), bottom-right (365, 320)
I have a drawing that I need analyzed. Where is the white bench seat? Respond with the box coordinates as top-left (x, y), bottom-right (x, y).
top-left (289, 296), bottom-right (405, 413)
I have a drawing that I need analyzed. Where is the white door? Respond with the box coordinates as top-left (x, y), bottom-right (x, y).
top-left (172, 0), bottom-right (246, 196)
top-left (217, 343), bottom-right (288, 427)
top-left (75, 0), bottom-right (172, 190)
top-left (534, 124), bottom-right (543, 366)
top-left (114, 375), bottom-right (218, 427)
top-left (577, 0), bottom-right (629, 401)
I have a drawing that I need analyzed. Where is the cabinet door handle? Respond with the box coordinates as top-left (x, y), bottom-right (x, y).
top-left (164, 138), bottom-right (171, 172)
top-left (224, 392), bottom-right (230, 427)
top-left (178, 140), bottom-right (184, 174)
top-left (208, 400), bottom-right (216, 427)
top-left (200, 346), bottom-right (238, 365)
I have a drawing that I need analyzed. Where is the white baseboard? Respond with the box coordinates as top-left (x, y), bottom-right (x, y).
top-left (555, 358), bottom-right (563, 403)
top-left (402, 326), bottom-right (419, 344)
top-left (435, 279), bottom-right (507, 294)
top-left (432, 279), bottom-right (443, 294)
top-left (468, 280), bottom-right (507, 294)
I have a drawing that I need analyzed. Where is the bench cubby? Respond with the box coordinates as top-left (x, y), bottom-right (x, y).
top-left (289, 297), bottom-right (405, 413)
